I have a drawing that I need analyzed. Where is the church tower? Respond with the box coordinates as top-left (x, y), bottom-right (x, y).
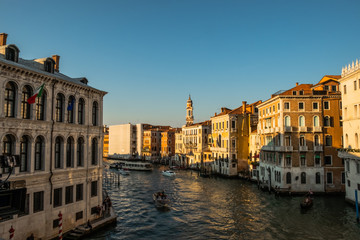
top-left (186, 95), bottom-right (194, 126)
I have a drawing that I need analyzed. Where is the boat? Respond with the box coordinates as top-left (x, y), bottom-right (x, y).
top-left (109, 163), bottom-right (121, 169)
top-left (300, 196), bottom-right (313, 209)
top-left (162, 170), bottom-right (176, 177)
top-left (153, 192), bottom-right (171, 208)
top-left (117, 160), bottom-right (153, 171)
top-left (119, 169), bottom-right (130, 175)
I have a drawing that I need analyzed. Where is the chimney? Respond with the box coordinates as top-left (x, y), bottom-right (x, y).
top-left (242, 101), bottom-right (247, 114)
top-left (52, 55), bottom-right (60, 72)
top-left (0, 33), bottom-right (8, 46)
top-left (296, 82), bottom-right (299, 86)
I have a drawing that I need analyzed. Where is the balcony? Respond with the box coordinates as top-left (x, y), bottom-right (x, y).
top-left (262, 145), bottom-right (275, 151)
top-left (263, 128), bottom-right (271, 134)
top-left (284, 126), bottom-right (292, 132)
top-left (313, 126), bottom-right (322, 132)
top-left (230, 128), bottom-right (237, 133)
top-left (285, 146), bottom-right (293, 151)
top-left (299, 146), bottom-right (308, 152)
top-left (298, 126), bottom-right (308, 132)
top-left (314, 145), bottom-right (323, 152)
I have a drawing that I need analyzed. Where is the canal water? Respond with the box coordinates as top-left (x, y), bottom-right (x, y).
top-left (87, 165), bottom-right (360, 240)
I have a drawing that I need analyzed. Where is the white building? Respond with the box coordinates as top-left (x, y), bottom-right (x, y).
top-left (108, 123), bottom-right (144, 158)
top-left (0, 33), bottom-right (107, 239)
top-left (338, 61), bottom-right (360, 204)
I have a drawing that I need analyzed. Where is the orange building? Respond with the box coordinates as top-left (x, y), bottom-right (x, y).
top-left (103, 126), bottom-right (109, 157)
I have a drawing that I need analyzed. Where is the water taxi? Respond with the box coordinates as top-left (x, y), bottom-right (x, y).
top-left (162, 170), bottom-right (176, 177)
top-left (118, 160), bottom-right (153, 171)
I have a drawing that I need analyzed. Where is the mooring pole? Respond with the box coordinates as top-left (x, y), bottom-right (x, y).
top-left (355, 190), bottom-right (359, 222)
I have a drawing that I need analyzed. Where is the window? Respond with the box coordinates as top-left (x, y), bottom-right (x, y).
top-left (231, 120), bottom-right (235, 128)
top-left (21, 86), bottom-right (32, 119)
top-left (76, 184), bottom-right (83, 201)
top-left (292, 91), bottom-right (297, 95)
top-left (301, 172), bottom-right (306, 184)
top-left (324, 116), bottom-right (330, 127)
top-left (91, 181), bottom-right (98, 197)
top-left (332, 85), bottom-right (337, 91)
top-left (355, 105), bottom-right (358, 118)
top-left (313, 116), bottom-right (319, 127)
top-left (315, 154), bottom-right (321, 166)
top-left (324, 85), bottom-right (329, 91)
top-left (33, 191), bottom-right (44, 212)
top-left (5, 46), bottom-right (18, 62)
top-left (348, 180), bottom-right (351, 187)
top-left (316, 172), bottom-right (321, 184)
top-left (327, 172), bottom-right (333, 184)
top-left (78, 98), bottom-right (85, 124)
top-left (300, 155), bottom-right (306, 166)
top-left (357, 162), bottom-right (360, 174)
top-left (66, 137), bottom-right (74, 168)
top-left (91, 138), bottom-right (98, 165)
top-left (286, 172), bottom-right (291, 184)
top-left (3, 134), bottom-right (15, 173)
top-left (314, 135), bottom-right (320, 146)
top-left (284, 116), bottom-right (290, 127)
top-left (313, 102), bottom-right (318, 110)
top-left (65, 186), bottom-right (74, 204)
top-left (324, 101), bottom-right (329, 110)
top-left (284, 102), bottom-right (290, 110)
top-left (355, 133), bottom-right (359, 149)
top-left (344, 85), bottom-right (347, 94)
top-left (20, 136), bottom-right (29, 172)
top-left (44, 58), bottom-right (55, 73)
top-left (299, 136), bottom-right (305, 147)
top-left (342, 172), bottom-right (345, 184)
top-left (4, 82), bottom-right (16, 117)
top-left (54, 188), bottom-right (62, 207)
top-left (76, 211), bottom-right (83, 221)
top-left (285, 136), bottom-right (291, 146)
top-left (355, 81), bottom-right (357, 91)
top-left (35, 136), bottom-right (44, 171)
top-left (299, 116), bottom-right (305, 126)
top-left (77, 138), bottom-right (84, 167)
top-left (325, 135), bottom-right (332, 146)
top-left (56, 93), bottom-right (64, 122)
top-left (324, 156), bottom-right (332, 165)
top-left (55, 137), bottom-right (63, 169)
top-left (92, 101), bottom-right (98, 126)
top-left (299, 90), bottom-right (304, 95)
top-left (67, 96), bottom-right (75, 123)
top-left (36, 91), bottom-right (46, 120)
top-left (298, 102), bottom-right (304, 110)
top-left (286, 155), bottom-right (291, 166)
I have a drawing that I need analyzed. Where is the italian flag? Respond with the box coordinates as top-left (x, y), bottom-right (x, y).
top-left (27, 83), bottom-right (45, 104)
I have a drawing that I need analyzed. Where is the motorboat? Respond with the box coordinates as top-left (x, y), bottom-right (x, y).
top-left (162, 170), bottom-right (176, 177)
top-left (119, 169), bottom-right (130, 175)
top-left (153, 192), bottom-right (171, 208)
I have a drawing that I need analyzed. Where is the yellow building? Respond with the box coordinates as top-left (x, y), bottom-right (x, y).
top-left (103, 126), bottom-right (109, 157)
top-left (210, 101), bottom-right (261, 176)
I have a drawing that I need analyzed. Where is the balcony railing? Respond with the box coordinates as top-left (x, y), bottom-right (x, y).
top-left (313, 126), bottom-right (322, 132)
top-left (299, 146), bottom-right (308, 152)
top-left (284, 126), bottom-right (292, 132)
top-left (262, 145), bottom-right (275, 151)
top-left (314, 145), bottom-right (323, 152)
top-left (298, 126), bottom-right (307, 132)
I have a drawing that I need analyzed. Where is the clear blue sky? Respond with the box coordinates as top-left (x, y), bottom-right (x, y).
top-left (2, 0), bottom-right (360, 127)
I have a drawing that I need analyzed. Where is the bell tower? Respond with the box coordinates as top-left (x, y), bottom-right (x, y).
top-left (186, 95), bottom-right (194, 126)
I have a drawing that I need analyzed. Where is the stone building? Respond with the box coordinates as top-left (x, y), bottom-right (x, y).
top-left (0, 33), bottom-right (107, 239)
top-left (258, 76), bottom-right (344, 193)
top-left (338, 60), bottom-right (360, 204)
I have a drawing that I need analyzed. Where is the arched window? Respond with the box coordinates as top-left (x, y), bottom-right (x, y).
top-left (36, 90), bottom-right (46, 121)
top-left (316, 172), bottom-right (321, 184)
top-left (324, 116), bottom-right (330, 127)
top-left (218, 135), bottom-right (222, 148)
top-left (92, 101), bottom-right (98, 126)
top-left (313, 116), bottom-right (319, 127)
top-left (314, 135), bottom-right (320, 146)
top-left (91, 138), bottom-right (98, 165)
top-left (4, 82), bottom-right (16, 117)
top-left (3, 134), bottom-right (15, 173)
top-left (326, 135), bottom-right (332, 147)
top-left (21, 86), bottom-right (32, 119)
top-left (78, 98), bottom-right (85, 125)
top-left (286, 172), bottom-right (291, 184)
top-left (284, 116), bottom-right (290, 127)
top-left (299, 135), bottom-right (305, 146)
top-left (77, 137), bottom-right (84, 167)
top-left (301, 172), bottom-right (306, 184)
top-left (355, 133), bottom-right (359, 149)
top-left (66, 137), bottom-right (74, 168)
top-left (35, 136), bottom-right (44, 171)
top-left (67, 96), bottom-right (75, 123)
top-left (299, 116), bottom-right (305, 127)
top-left (20, 136), bottom-right (30, 172)
top-left (55, 137), bottom-right (63, 169)
top-left (56, 93), bottom-right (65, 122)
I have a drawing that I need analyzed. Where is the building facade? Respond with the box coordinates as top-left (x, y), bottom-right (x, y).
top-left (258, 77), bottom-right (344, 193)
top-left (338, 61), bottom-right (360, 204)
top-left (0, 33), bottom-right (106, 239)
top-left (103, 126), bottom-right (109, 157)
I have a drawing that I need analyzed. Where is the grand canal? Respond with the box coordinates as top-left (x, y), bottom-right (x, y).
top-left (87, 165), bottom-right (360, 240)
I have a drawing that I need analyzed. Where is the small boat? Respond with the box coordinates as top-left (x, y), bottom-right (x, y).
top-left (153, 192), bottom-right (171, 208)
top-left (119, 169), bottom-right (130, 175)
top-left (300, 197), bottom-right (313, 209)
top-left (162, 170), bottom-right (176, 177)
top-left (109, 163), bottom-right (121, 169)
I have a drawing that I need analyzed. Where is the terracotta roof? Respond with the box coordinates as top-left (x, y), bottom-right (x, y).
top-left (278, 84), bottom-right (313, 95)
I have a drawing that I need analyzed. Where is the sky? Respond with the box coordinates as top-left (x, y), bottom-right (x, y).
top-left (2, 0), bottom-right (360, 127)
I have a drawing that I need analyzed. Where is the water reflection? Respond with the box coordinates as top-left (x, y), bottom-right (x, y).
top-left (87, 166), bottom-right (360, 240)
